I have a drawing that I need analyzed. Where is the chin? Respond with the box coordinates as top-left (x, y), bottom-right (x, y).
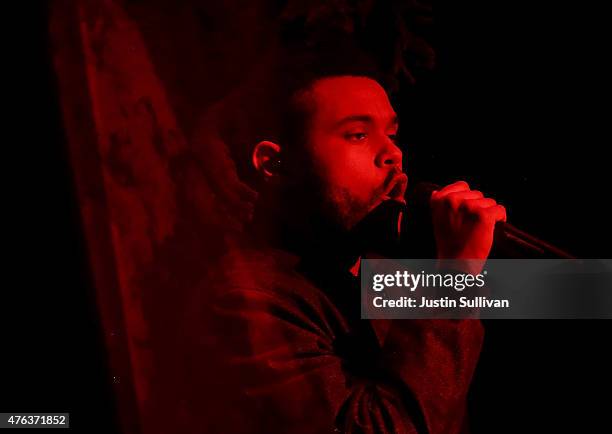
top-left (323, 188), bottom-right (375, 231)
top-left (337, 206), bottom-right (373, 232)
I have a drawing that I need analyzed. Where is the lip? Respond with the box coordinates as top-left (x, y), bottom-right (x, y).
top-left (379, 172), bottom-right (408, 205)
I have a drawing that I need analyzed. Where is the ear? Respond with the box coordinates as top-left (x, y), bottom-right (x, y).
top-left (252, 141), bottom-right (282, 180)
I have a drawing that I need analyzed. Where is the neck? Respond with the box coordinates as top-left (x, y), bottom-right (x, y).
top-left (249, 191), bottom-right (405, 274)
top-left (250, 196), bottom-right (361, 273)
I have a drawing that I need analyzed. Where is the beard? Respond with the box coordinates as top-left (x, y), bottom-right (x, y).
top-left (285, 167), bottom-right (385, 234)
top-left (258, 159), bottom-right (404, 260)
top-left (274, 148), bottom-right (404, 241)
top-left (273, 166), bottom-right (368, 236)
top-left (323, 184), bottom-right (377, 231)
top-left (285, 174), bottom-right (404, 258)
top-left (315, 167), bottom-right (405, 231)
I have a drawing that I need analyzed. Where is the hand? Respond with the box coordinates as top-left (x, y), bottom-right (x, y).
top-left (431, 181), bottom-right (506, 265)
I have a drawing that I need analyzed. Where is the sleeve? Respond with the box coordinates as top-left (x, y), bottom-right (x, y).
top-left (210, 287), bottom-right (483, 434)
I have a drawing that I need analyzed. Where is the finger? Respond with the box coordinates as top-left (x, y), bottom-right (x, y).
top-left (439, 191), bottom-right (484, 211)
top-left (433, 181), bottom-right (470, 198)
top-left (445, 190), bottom-right (484, 204)
top-left (494, 205), bottom-right (507, 222)
top-left (479, 204), bottom-right (507, 223)
top-left (461, 197), bottom-right (497, 211)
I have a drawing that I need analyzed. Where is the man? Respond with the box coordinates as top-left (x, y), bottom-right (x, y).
top-left (180, 49), bottom-right (506, 434)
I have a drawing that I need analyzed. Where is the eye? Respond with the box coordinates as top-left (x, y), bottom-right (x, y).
top-left (388, 134), bottom-right (399, 144)
top-left (345, 132), bottom-right (368, 141)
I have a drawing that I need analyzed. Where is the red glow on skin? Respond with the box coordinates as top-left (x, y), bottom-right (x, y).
top-left (304, 76), bottom-right (408, 225)
top-left (301, 77), bottom-right (505, 275)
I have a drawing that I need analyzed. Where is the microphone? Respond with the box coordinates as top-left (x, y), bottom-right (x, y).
top-left (400, 182), bottom-right (576, 259)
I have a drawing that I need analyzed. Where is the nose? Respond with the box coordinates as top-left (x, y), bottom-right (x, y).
top-left (375, 139), bottom-right (403, 169)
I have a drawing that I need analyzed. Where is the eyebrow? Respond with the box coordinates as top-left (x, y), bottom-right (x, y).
top-left (333, 114), bottom-right (398, 129)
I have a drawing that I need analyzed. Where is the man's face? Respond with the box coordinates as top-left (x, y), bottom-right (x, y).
top-left (298, 76), bottom-right (408, 230)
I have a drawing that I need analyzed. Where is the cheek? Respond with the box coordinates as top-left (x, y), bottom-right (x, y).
top-left (310, 139), bottom-right (383, 200)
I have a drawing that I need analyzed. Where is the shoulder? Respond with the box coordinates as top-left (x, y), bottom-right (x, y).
top-left (212, 245), bottom-right (309, 298)
top-left (208, 245), bottom-right (347, 333)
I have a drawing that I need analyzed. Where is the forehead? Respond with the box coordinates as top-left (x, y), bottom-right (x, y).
top-left (307, 76), bottom-right (396, 126)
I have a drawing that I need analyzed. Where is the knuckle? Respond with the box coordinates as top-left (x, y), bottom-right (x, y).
top-left (447, 195), bottom-right (461, 210)
top-left (458, 199), bottom-right (473, 213)
top-left (474, 207), bottom-right (493, 222)
top-left (484, 198), bottom-right (497, 207)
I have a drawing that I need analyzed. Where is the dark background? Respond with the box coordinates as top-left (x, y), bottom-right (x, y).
top-left (4, 1), bottom-right (610, 433)
top-left (3, 3), bottom-right (120, 434)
